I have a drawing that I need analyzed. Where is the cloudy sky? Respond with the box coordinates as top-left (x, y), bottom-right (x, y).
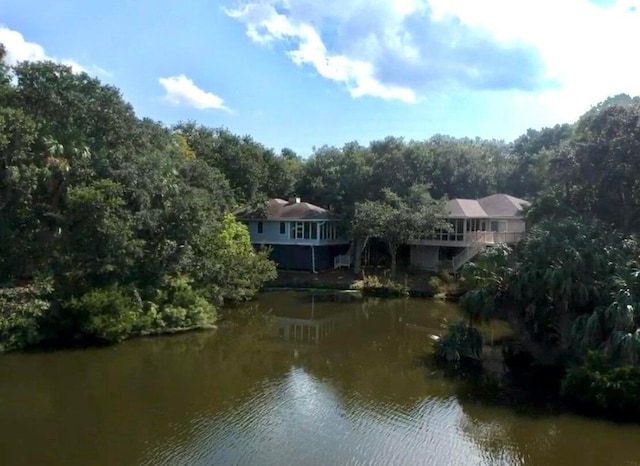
top-left (1, 0), bottom-right (639, 155)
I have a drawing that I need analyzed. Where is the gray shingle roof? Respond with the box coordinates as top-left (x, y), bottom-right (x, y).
top-left (446, 199), bottom-right (488, 218)
top-left (444, 194), bottom-right (530, 218)
top-left (478, 194), bottom-right (530, 217)
top-left (239, 198), bottom-right (337, 220)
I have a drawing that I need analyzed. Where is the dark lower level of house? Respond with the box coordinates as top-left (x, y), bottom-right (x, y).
top-left (257, 244), bottom-right (350, 272)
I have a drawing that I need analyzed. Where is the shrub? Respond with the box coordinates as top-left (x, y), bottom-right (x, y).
top-left (436, 321), bottom-right (483, 363)
top-left (358, 274), bottom-right (409, 297)
top-left (561, 351), bottom-right (640, 419)
top-left (0, 281), bottom-right (52, 351)
top-left (67, 286), bottom-right (142, 343)
top-left (154, 275), bottom-right (217, 329)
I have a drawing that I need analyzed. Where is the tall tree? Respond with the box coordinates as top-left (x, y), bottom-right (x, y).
top-left (353, 185), bottom-right (445, 275)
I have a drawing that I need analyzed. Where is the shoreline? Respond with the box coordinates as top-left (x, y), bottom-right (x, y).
top-left (264, 269), bottom-right (441, 298)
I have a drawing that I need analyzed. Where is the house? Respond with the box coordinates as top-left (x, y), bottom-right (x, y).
top-left (238, 198), bottom-right (350, 272)
top-left (408, 194), bottom-right (530, 271)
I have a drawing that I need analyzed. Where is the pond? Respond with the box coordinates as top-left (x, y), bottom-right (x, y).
top-left (1, 291), bottom-right (639, 465)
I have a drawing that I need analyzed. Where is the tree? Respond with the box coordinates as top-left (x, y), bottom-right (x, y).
top-left (0, 54), bottom-right (278, 350)
top-left (504, 124), bottom-right (573, 198)
top-left (191, 213), bottom-right (276, 302)
top-left (353, 185), bottom-right (445, 276)
top-left (297, 143), bottom-right (372, 213)
top-left (570, 102), bottom-right (640, 232)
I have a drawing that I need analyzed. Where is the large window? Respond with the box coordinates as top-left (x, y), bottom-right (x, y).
top-left (319, 222), bottom-right (339, 240)
top-left (433, 219), bottom-right (464, 241)
top-left (289, 221), bottom-right (318, 239)
top-left (288, 221), bottom-right (339, 240)
top-left (280, 222), bottom-right (286, 235)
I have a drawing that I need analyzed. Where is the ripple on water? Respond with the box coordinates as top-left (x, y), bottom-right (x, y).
top-left (142, 367), bottom-right (526, 466)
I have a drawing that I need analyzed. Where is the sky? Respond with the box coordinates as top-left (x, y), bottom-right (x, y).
top-left (1, 0), bottom-right (639, 156)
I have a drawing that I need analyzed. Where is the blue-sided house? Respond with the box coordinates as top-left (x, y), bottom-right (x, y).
top-left (238, 198), bottom-right (350, 272)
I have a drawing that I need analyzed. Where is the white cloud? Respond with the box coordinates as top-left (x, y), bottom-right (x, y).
top-left (427, 0), bottom-right (640, 124)
top-left (225, 2), bottom-right (417, 103)
top-left (158, 74), bottom-right (232, 112)
top-left (226, 0), bottom-right (640, 124)
top-left (0, 25), bottom-right (109, 76)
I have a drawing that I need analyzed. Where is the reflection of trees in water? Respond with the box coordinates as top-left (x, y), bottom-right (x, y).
top-left (459, 400), bottom-right (640, 466)
top-left (0, 320), bottom-right (298, 466)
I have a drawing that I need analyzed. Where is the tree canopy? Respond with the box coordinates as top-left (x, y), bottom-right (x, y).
top-left (0, 55), bottom-right (276, 348)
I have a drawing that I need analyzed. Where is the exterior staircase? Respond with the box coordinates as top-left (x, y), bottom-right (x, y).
top-left (451, 239), bottom-right (487, 271)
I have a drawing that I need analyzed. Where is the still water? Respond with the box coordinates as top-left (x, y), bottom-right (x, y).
top-left (1, 291), bottom-right (640, 466)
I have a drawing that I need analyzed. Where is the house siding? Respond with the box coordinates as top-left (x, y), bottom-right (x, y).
top-left (245, 220), bottom-right (349, 246)
top-left (246, 220), bottom-right (288, 243)
top-left (505, 218), bottom-right (526, 233)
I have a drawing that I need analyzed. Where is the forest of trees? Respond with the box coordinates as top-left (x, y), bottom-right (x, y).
top-left (2, 45), bottom-right (640, 419)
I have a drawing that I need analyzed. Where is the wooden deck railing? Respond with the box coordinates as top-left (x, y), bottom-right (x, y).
top-left (334, 254), bottom-right (351, 269)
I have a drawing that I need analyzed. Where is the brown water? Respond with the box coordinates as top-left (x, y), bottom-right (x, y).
top-left (1, 291), bottom-right (639, 466)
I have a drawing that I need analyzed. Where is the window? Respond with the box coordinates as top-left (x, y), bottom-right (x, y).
top-left (257, 221), bottom-right (263, 234)
top-left (289, 221), bottom-right (307, 239)
top-left (455, 219), bottom-right (464, 241)
top-left (321, 223), bottom-right (336, 240)
top-left (280, 222), bottom-right (286, 235)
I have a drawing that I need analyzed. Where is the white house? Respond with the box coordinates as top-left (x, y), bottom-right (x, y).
top-left (408, 194), bottom-right (530, 271)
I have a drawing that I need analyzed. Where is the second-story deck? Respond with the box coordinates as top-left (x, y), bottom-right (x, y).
top-left (408, 230), bottom-right (525, 248)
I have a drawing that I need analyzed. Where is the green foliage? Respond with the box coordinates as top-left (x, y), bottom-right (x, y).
top-left (0, 281), bottom-right (52, 351)
top-left (193, 213), bottom-right (276, 302)
top-left (356, 274), bottom-right (409, 297)
top-left (174, 123), bottom-right (301, 204)
top-left (65, 277), bottom-right (217, 344)
top-left (561, 351), bottom-right (640, 419)
top-left (67, 286), bottom-right (142, 343)
top-left (152, 275), bottom-right (217, 330)
top-left (353, 185), bottom-right (446, 275)
top-left (436, 321), bottom-right (483, 363)
top-left (0, 55), bottom-right (279, 350)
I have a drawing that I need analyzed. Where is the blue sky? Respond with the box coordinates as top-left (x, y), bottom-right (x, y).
top-left (1, 0), bottom-right (639, 156)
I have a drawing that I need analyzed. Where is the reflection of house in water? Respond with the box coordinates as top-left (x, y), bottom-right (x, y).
top-left (272, 294), bottom-right (356, 344)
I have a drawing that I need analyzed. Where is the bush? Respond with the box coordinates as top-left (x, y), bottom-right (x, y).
top-left (47, 276), bottom-right (217, 346)
top-left (561, 351), bottom-right (640, 419)
top-left (154, 275), bottom-right (217, 329)
top-left (0, 281), bottom-right (52, 351)
top-left (358, 274), bottom-right (409, 297)
top-left (67, 286), bottom-right (143, 343)
top-left (436, 321), bottom-right (483, 363)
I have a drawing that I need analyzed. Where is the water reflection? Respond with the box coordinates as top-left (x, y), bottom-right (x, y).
top-left (1, 292), bottom-right (640, 466)
top-left (272, 294), bottom-right (354, 344)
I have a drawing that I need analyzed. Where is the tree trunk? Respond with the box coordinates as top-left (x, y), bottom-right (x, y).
top-left (389, 242), bottom-right (397, 277)
top-left (354, 236), bottom-right (368, 275)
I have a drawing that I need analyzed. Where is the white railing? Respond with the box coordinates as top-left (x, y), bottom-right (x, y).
top-left (490, 232), bottom-right (525, 244)
top-left (334, 254), bottom-right (352, 269)
top-left (410, 230), bottom-right (526, 246)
